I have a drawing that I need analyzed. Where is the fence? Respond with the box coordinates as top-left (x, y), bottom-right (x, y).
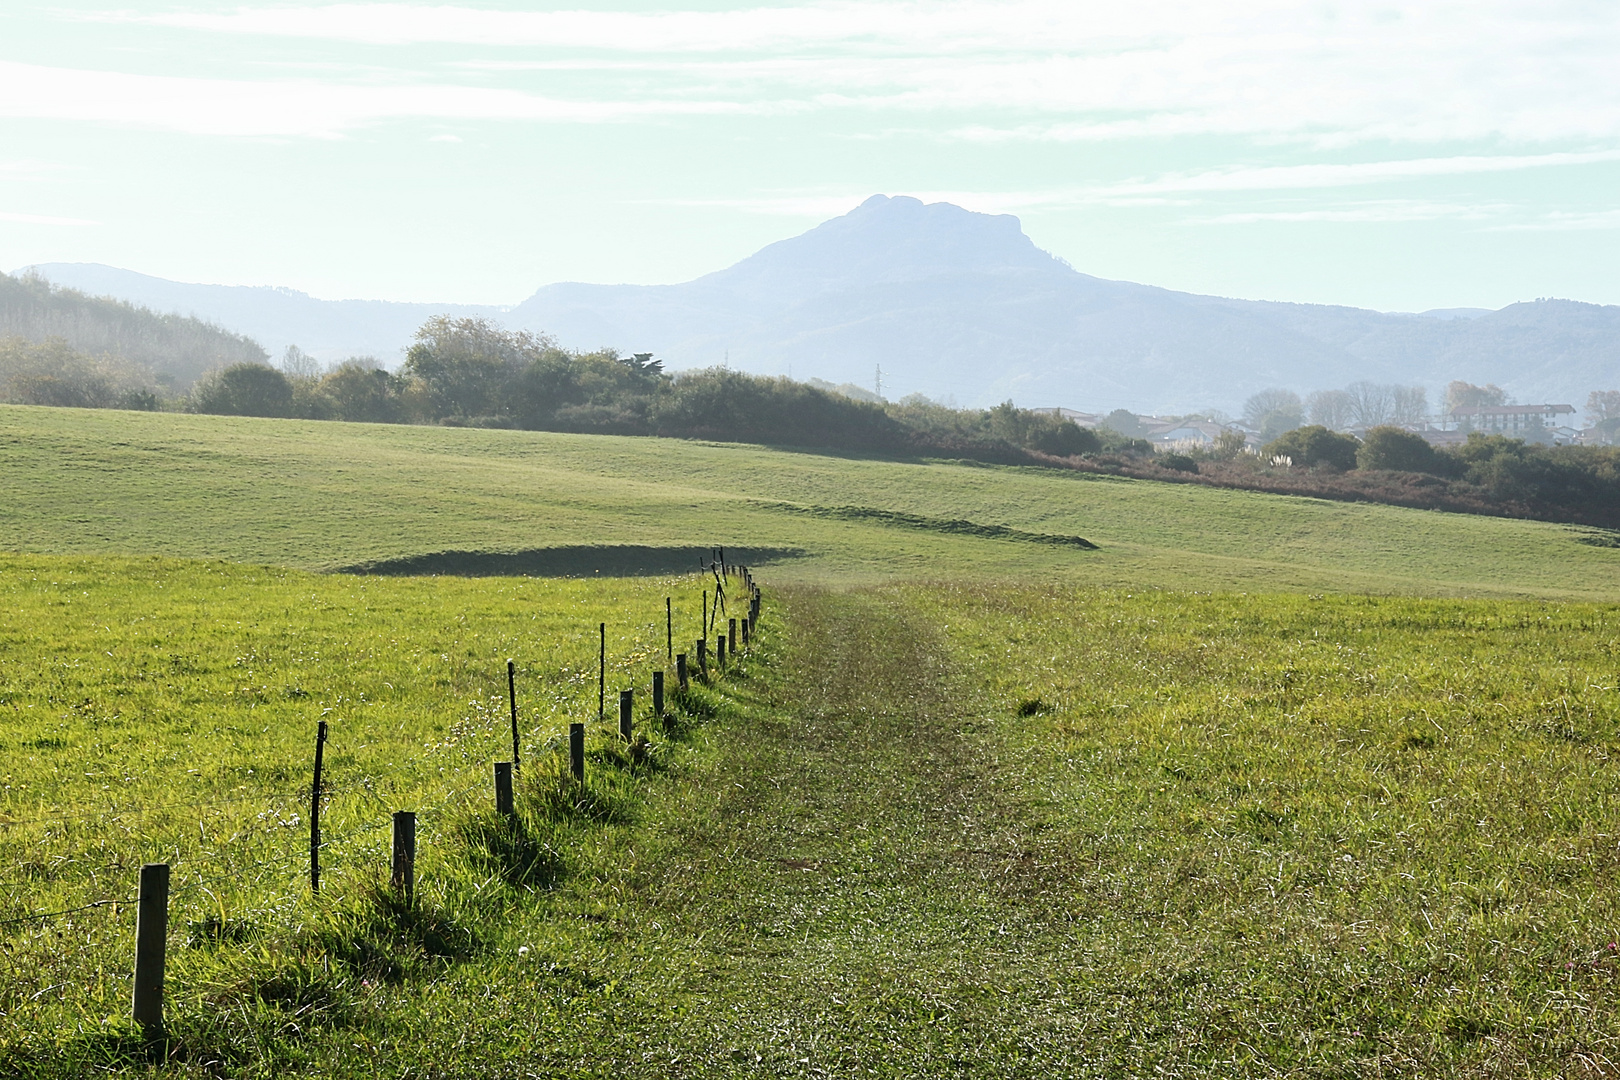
top-left (0, 554), bottom-right (766, 1041)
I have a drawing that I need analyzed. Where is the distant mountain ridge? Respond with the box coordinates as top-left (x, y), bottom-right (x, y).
top-left (0, 271), bottom-right (266, 387)
top-left (18, 195), bottom-right (1620, 412)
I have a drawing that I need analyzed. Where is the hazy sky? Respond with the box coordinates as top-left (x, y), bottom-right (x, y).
top-left (2, 1), bottom-right (1618, 310)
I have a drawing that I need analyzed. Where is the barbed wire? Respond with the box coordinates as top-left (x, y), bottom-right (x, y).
top-left (0, 778), bottom-right (379, 832)
top-left (0, 896), bottom-right (137, 929)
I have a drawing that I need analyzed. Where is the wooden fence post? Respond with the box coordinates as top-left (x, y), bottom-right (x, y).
top-left (310, 719), bottom-right (327, 896)
top-left (728, 617), bottom-right (737, 655)
top-left (653, 670), bottom-right (665, 716)
top-left (598, 623), bottom-right (606, 724)
top-left (676, 653), bottom-right (689, 691)
top-left (742, 617), bottom-right (750, 647)
top-left (507, 659), bottom-right (521, 775)
top-left (494, 761), bottom-right (514, 816)
top-left (619, 689), bottom-right (633, 742)
top-left (392, 811), bottom-right (416, 906)
top-left (666, 597), bottom-right (673, 661)
top-left (717, 634), bottom-right (727, 668)
top-left (132, 862), bottom-right (169, 1041)
top-left (696, 638), bottom-right (707, 677)
top-left (570, 722), bottom-right (585, 781)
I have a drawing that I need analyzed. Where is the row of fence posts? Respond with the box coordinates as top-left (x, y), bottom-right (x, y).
top-left (128, 568), bottom-right (764, 1042)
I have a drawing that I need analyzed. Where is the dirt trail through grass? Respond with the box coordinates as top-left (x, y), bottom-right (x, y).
top-left (612, 586), bottom-right (1084, 1075)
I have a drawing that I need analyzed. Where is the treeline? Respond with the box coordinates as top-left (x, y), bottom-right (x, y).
top-left (174, 317), bottom-right (1138, 465)
top-left (0, 273), bottom-right (267, 387)
top-left (1077, 423), bottom-right (1620, 530)
top-left (10, 308), bottom-right (1619, 528)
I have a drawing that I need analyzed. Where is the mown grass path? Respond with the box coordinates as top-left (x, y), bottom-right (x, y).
top-left (594, 586), bottom-right (1088, 1076)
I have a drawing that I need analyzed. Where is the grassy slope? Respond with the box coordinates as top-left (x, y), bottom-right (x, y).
top-left (6, 406), bottom-right (1620, 1074)
top-left (3, 405), bottom-right (1619, 598)
top-left (5, 563), bottom-right (1618, 1075)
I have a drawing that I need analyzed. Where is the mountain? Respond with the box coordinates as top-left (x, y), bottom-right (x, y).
top-left (19, 195), bottom-right (1620, 412)
top-left (0, 271), bottom-right (267, 388)
top-left (10, 263), bottom-right (502, 371)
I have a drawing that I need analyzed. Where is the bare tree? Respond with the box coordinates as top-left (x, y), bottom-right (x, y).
top-left (1390, 385), bottom-right (1428, 425)
top-left (1346, 381), bottom-right (1395, 427)
top-left (1586, 390), bottom-right (1620, 422)
top-left (1242, 388), bottom-right (1302, 430)
top-left (280, 344), bottom-right (324, 381)
top-left (1306, 389), bottom-right (1354, 430)
top-left (1445, 380), bottom-right (1508, 412)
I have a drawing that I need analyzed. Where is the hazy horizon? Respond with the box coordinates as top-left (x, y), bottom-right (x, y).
top-left (2, 2), bottom-right (1619, 313)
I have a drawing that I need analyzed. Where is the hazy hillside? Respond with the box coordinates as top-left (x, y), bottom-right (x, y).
top-left (513, 197), bottom-right (1620, 412)
top-left (10, 262), bottom-right (499, 367)
top-left (21, 196), bottom-right (1620, 412)
top-left (0, 272), bottom-right (266, 388)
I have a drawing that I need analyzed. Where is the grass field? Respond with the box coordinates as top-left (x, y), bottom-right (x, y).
top-left (2, 559), bottom-right (1619, 1075)
top-left (4, 404), bottom-right (1620, 1075)
top-left (4, 405), bottom-right (1620, 597)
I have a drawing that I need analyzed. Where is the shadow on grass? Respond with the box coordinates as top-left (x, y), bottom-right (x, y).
top-left (332, 545), bottom-right (807, 578)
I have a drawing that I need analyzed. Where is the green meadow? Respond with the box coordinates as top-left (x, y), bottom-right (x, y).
top-left (2, 405), bottom-right (1620, 1076)
top-left (4, 404), bottom-right (1620, 597)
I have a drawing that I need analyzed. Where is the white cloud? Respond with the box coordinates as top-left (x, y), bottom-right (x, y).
top-left (1195, 201), bottom-right (1508, 225)
top-left (654, 149), bottom-right (1620, 219)
top-left (0, 61), bottom-right (769, 137)
top-left (1096, 151), bottom-right (1620, 196)
top-left (1488, 210), bottom-right (1620, 231)
top-left (0, 209), bottom-right (97, 226)
top-left (80, 1), bottom-right (1620, 144)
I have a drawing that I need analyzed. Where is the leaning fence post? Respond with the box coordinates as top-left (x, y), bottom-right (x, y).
top-left (494, 761), bottom-right (514, 816)
top-left (653, 670), bottom-right (665, 716)
top-left (132, 862), bottom-right (169, 1041)
top-left (507, 659), bottom-right (521, 775)
top-left (676, 653), bottom-right (689, 691)
top-left (310, 719), bottom-right (327, 896)
top-left (392, 811), bottom-right (416, 906)
top-left (569, 722), bottom-right (585, 781)
top-left (619, 689), bottom-right (633, 742)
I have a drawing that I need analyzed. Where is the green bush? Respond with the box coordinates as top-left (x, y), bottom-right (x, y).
top-left (1358, 426), bottom-right (1441, 473)
top-left (191, 363), bottom-right (294, 417)
top-left (1264, 425), bottom-right (1360, 470)
top-left (1158, 453), bottom-right (1199, 473)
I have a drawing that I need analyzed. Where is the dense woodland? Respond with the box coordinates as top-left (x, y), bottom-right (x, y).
top-left (5, 302), bottom-right (1620, 531)
top-left (0, 273), bottom-right (266, 389)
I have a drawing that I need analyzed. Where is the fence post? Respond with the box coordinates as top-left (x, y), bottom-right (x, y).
top-left (598, 623), bottom-right (606, 724)
top-left (728, 617), bottom-right (737, 655)
top-left (507, 659), bottom-right (521, 775)
top-left (676, 653), bottom-right (688, 691)
top-left (653, 670), bottom-right (665, 715)
top-left (702, 591), bottom-right (708, 639)
top-left (569, 722), bottom-right (585, 781)
top-left (717, 634), bottom-right (727, 668)
top-left (619, 689), bottom-right (633, 742)
top-left (132, 862), bottom-right (169, 1041)
top-left (696, 638), bottom-right (707, 677)
top-left (742, 617), bottom-right (750, 647)
top-left (310, 719), bottom-right (327, 897)
top-left (666, 597), bottom-right (673, 661)
top-left (391, 811), bottom-right (416, 906)
top-left (494, 761), bottom-right (514, 816)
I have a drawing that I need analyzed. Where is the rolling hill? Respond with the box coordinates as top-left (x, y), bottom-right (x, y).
top-left (19, 196), bottom-right (1620, 412)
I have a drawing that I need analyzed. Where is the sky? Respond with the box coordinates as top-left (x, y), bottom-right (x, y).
top-left (1, 1), bottom-right (1618, 311)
